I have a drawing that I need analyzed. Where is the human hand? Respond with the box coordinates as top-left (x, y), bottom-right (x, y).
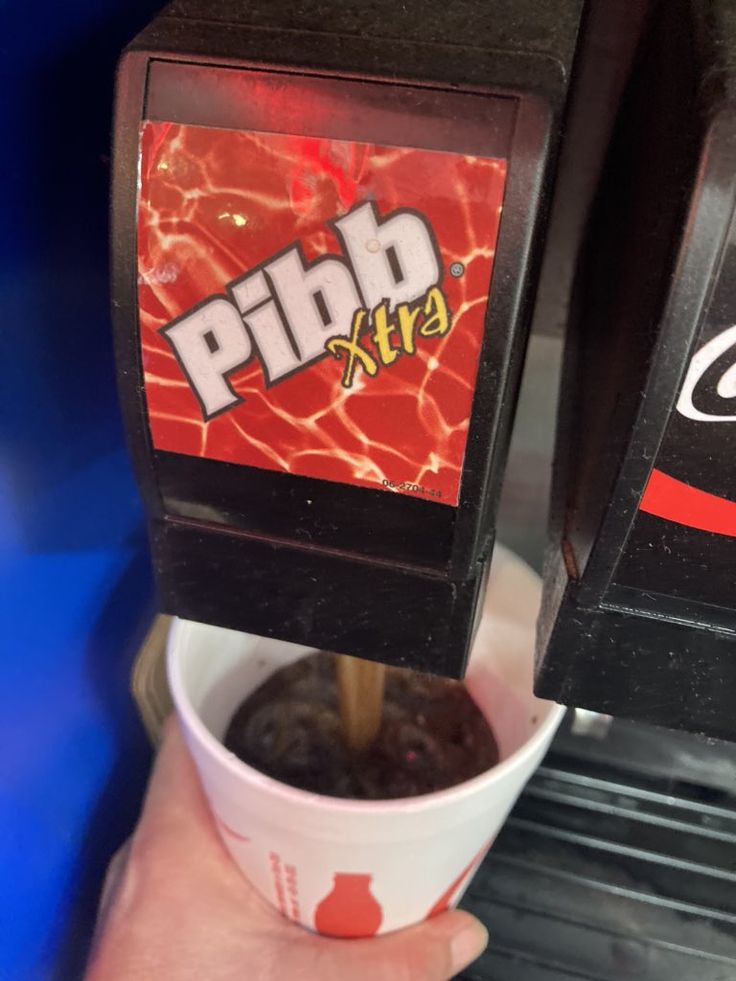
top-left (86, 717), bottom-right (488, 980)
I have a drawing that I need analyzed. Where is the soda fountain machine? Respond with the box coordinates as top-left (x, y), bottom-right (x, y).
top-left (110, 0), bottom-right (736, 977)
top-left (111, 0), bottom-right (586, 677)
top-left (537, 0), bottom-right (736, 742)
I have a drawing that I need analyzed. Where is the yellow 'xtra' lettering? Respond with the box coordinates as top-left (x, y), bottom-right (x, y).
top-left (325, 285), bottom-right (452, 389)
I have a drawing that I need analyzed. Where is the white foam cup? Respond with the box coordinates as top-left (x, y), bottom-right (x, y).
top-left (167, 544), bottom-right (565, 936)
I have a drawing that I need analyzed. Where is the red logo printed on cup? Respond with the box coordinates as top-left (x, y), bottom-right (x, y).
top-left (426, 839), bottom-right (493, 919)
top-left (269, 851), bottom-right (288, 917)
top-left (215, 815), bottom-right (250, 842)
top-left (314, 873), bottom-right (383, 937)
top-left (269, 852), bottom-right (301, 921)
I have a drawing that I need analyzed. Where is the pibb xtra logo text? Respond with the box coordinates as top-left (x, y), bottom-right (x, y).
top-left (160, 201), bottom-right (453, 420)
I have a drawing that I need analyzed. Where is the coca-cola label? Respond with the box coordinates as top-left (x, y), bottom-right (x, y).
top-left (137, 122), bottom-right (507, 506)
top-left (676, 323), bottom-right (736, 422)
top-left (614, 223), bottom-right (736, 606)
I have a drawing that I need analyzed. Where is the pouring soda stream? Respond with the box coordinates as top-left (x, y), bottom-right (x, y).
top-left (335, 654), bottom-right (386, 754)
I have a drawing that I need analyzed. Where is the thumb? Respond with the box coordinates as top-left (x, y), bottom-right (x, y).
top-left (313, 910), bottom-right (488, 981)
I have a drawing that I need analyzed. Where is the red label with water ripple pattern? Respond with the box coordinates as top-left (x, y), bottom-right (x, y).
top-left (138, 122), bottom-right (506, 506)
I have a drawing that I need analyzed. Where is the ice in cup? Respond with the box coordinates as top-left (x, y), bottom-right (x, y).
top-left (167, 544), bottom-right (565, 937)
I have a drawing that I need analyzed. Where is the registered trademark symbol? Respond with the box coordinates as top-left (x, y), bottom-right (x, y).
top-left (449, 262), bottom-right (465, 278)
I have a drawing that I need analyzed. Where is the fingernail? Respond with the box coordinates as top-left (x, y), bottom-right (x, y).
top-left (451, 919), bottom-right (488, 971)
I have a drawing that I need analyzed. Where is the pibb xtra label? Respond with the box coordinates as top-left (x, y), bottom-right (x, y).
top-left (137, 122), bottom-right (507, 505)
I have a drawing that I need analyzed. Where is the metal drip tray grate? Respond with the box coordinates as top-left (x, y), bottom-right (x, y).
top-left (458, 725), bottom-right (736, 980)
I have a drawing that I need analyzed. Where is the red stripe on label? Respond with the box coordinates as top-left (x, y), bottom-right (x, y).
top-left (639, 468), bottom-right (736, 537)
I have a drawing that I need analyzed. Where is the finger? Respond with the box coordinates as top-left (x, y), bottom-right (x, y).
top-left (97, 839), bottom-right (133, 922)
top-left (132, 715), bottom-right (223, 855)
top-left (145, 715), bottom-right (211, 818)
top-left (310, 909), bottom-right (488, 981)
top-left (89, 838), bottom-right (134, 957)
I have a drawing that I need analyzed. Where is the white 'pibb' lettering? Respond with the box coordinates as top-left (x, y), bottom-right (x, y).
top-left (230, 270), bottom-right (301, 385)
top-left (163, 298), bottom-right (252, 419)
top-left (160, 202), bottom-right (440, 419)
top-left (335, 206), bottom-right (440, 311)
top-left (677, 324), bottom-right (736, 421)
top-left (265, 249), bottom-right (362, 364)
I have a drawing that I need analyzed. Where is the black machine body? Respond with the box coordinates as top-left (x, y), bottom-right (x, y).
top-left (537, 0), bottom-right (736, 740)
top-left (112, 0), bottom-right (585, 675)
